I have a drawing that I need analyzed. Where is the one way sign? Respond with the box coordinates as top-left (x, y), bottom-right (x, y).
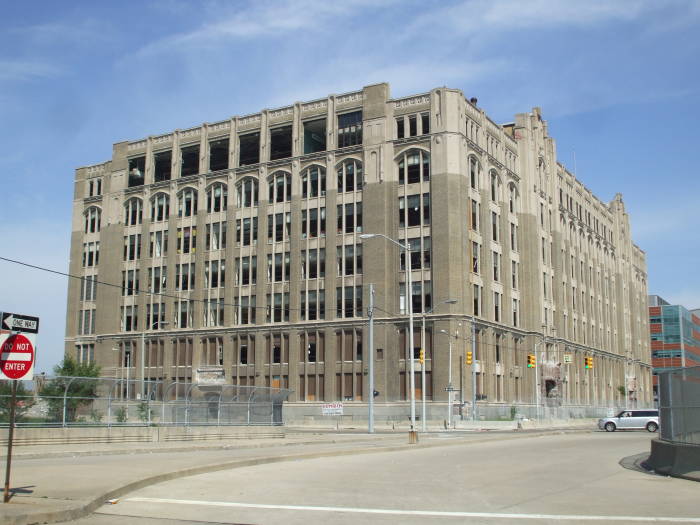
top-left (1, 312), bottom-right (40, 334)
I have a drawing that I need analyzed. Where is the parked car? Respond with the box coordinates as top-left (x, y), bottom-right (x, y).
top-left (598, 410), bottom-right (659, 432)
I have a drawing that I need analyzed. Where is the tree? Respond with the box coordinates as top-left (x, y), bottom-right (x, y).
top-left (0, 380), bottom-right (34, 423)
top-left (40, 356), bottom-right (101, 423)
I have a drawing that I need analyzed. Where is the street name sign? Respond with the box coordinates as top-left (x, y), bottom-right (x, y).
top-left (1, 312), bottom-right (39, 334)
top-left (0, 333), bottom-right (35, 380)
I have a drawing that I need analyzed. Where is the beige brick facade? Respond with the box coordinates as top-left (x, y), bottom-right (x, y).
top-left (66, 83), bottom-right (652, 418)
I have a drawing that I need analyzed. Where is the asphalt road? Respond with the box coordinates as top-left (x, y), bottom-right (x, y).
top-left (71, 432), bottom-right (700, 524)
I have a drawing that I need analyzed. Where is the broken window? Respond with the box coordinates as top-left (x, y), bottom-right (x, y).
top-left (151, 193), bottom-right (169, 222)
top-left (209, 138), bottom-right (229, 172)
top-left (337, 111), bottom-right (362, 148)
top-left (398, 193), bottom-right (429, 227)
top-left (396, 118), bottom-right (405, 139)
top-left (421, 113), bottom-right (430, 134)
top-left (336, 285), bottom-right (363, 318)
top-left (337, 159), bottom-right (362, 192)
top-left (180, 145), bottom-right (199, 177)
top-left (154, 151), bottom-right (172, 183)
top-left (236, 178), bottom-right (258, 208)
top-left (301, 290), bottom-right (325, 321)
top-left (124, 198), bottom-right (143, 226)
top-left (303, 119), bottom-right (326, 154)
top-left (301, 166), bottom-right (326, 198)
top-left (128, 156), bottom-right (146, 187)
top-left (178, 188), bottom-right (198, 218)
top-left (206, 183), bottom-right (228, 213)
top-left (239, 132), bottom-right (260, 166)
top-left (268, 172), bottom-right (291, 203)
top-left (398, 150), bottom-right (430, 184)
top-left (84, 207), bottom-right (101, 233)
top-left (270, 125), bottom-right (292, 160)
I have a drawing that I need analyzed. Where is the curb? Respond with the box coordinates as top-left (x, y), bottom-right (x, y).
top-left (3, 429), bottom-right (587, 525)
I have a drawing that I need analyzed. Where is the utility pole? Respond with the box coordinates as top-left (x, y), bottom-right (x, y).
top-left (368, 283), bottom-right (375, 434)
top-left (471, 317), bottom-right (477, 421)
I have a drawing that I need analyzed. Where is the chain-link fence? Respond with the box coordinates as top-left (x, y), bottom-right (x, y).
top-left (0, 376), bottom-right (291, 427)
top-left (658, 366), bottom-right (700, 445)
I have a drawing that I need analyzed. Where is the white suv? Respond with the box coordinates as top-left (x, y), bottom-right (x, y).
top-left (598, 409), bottom-right (659, 432)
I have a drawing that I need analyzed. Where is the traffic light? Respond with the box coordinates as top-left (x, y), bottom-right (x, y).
top-left (527, 354), bottom-right (536, 368)
top-left (419, 349), bottom-right (425, 364)
top-left (585, 357), bottom-right (594, 369)
top-left (466, 351), bottom-right (473, 365)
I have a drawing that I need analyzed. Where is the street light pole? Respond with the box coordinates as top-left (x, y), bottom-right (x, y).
top-left (360, 233), bottom-right (416, 434)
top-left (471, 316), bottom-right (477, 421)
top-left (368, 283), bottom-right (375, 434)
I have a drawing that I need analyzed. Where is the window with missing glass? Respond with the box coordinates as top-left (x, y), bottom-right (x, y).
top-left (337, 111), bottom-right (362, 148)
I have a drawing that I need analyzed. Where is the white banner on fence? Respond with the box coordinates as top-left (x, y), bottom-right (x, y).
top-left (321, 402), bottom-right (343, 416)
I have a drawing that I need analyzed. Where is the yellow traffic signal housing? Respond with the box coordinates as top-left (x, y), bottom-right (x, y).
top-left (585, 357), bottom-right (594, 369)
top-left (466, 351), bottom-right (473, 365)
top-left (527, 354), bottom-right (536, 368)
top-left (419, 349), bottom-right (425, 364)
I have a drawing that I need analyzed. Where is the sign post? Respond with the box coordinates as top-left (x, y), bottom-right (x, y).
top-left (1, 312), bottom-right (38, 504)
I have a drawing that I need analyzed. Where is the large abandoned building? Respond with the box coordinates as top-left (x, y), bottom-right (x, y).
top-left (66, 82), bottom-right (652, 420)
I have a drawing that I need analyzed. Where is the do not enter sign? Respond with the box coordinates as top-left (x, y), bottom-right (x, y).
top-left (0, 333), bottom-right (35, 380)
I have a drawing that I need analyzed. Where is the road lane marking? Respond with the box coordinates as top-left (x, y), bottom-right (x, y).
top-left (125, 497), bottom-right (700, 522)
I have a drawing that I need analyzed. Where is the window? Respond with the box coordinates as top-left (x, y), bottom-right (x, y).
top-left (147, 266), bottom-right (167, 293)
top-left (510, 223), bottom-right (518, 251)
top-left (473, 284), bottom-right (482, 316)
top-left (490, 171), bottom-right (500, 201)
top-left (146, 303), bottom-right (166, 330)
top-left (84, 207), bottom-right (101, 233)
top-left (236, 295), bottom-right (257, 325)
top-left (267, 293), bottom-right (290, 323)
top-left (469, 156), bottom-right (481, 189)
top-left (398, 150), bottom-right (430, 184)
top-left (151, 193), bottom-right (170, 222)
top-left (121, 269), bottom-right (140, 296)
top-left (508, 183), bottom-right (519, 213)
top-left (235, 255), bottom-right (257, 285)
top-left (336, 244), bottom-right (362, 276)
top-left (239, 132), bottom-right (260, 166)
top-left (123, 234), bottom-right (141, 261)
top-left (76, 343), bottom-right (95, 364)
top-left (470, 199), bottom-right (480, 230)
top-left (79, 275), bottom-right (98, 301)
top-left (512, 299), bottom-right (519, 326)
top-left (178, 188), bottom-right (198, 217)
top-left (301, 207), bottom-right (326, 238)
top-left (400, 281), bottom-right (432, 314)
top-left (149, 230), bottom-right (168, 258)
top-left (494, 291), bottom-right (501, 322)
top-left (128, 156), bottom-right (145, 187)
top-left (337, 111), bottom-right (362, 148)
top-left (421, 113), bottom-right (430, 134)
top-left (301, 166), bottom-right (326, 198)
top-left (204, 259), bottom-right (225, 288)
top-left (396, 117), bottom-right (405, 139)
top-left (399, 193), bottom-right (430, 227)
top-left (491, 211), bottom-right (499, 242)
top-left (204, 221), bottom-right (225, 251)
top-left (270, 125), bottom-right (292, 160)
top-left (121, 305), bottom-right (138, 332)
top-left (235, 178), bottom-right (258, 208)
top-left (82, 242), bottom-right (100, 267)
top-left (87, 178), bottom-right (102, 197)
top-left (154, 150), bottom-right (171, 182)
top-left (337, 159), bottom-right (362, 192)
top-left (124, 198), bottom-right (143, 226)
top-left (303, 119), bottom-right (326, 154)
top-left (471, 241), bottom-right (481, 273)
top-left (236, 217), bottom-right (258, 246)
top-left (267, 252), bottom-right (291, 282)
top-left (267, 212), bottom-right (291, 243)
top-left (209, 138), bottom-right (229, 172)
top-left (204, 299), bottom-right (225, 327)
top-left (79, 309), bottom-right (96, 335)
top-left (206, 183), bottom-right (228, 213)
top-left (176, 226), bottom-right (196, 254)
top-left (337, 202), bottom-right (362, 234)
top-left (176, 300), bottom-right (194, 328)
top-left (301, 290), bottom-right (325, 321)
top-left (492, 251), bottom-right (501, 281)
top-left (336, 285), bottom-right (363, 318)
top-left (181, 144), bottom-right (199, 177)
top-left (511, 260), bottom-right (519, 289)
top-left (268, 172), bottom-right (292, 203)
top-left (301, 248), bottom-right (325, 279)
top-left (400, 237), bottom-right (431, 270)
top-left (175, 263), bottom-right (196, 290)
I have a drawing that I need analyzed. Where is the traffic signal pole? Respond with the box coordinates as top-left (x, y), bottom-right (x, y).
top-left (471, 316), bottom-right (477, 421)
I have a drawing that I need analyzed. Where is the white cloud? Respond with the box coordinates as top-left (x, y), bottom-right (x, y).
top-left (0, 60), bottom-right (62, 82)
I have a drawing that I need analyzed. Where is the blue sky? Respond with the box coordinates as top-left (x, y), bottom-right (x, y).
top-left (1, 0), bottom-right (698, 372)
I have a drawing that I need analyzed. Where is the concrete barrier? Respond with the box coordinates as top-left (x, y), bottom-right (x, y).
top-left (646, 438), bottom-right (700, 482)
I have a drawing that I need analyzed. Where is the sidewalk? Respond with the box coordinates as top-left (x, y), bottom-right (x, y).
top-left (0, 425), bottom-right (593, 525)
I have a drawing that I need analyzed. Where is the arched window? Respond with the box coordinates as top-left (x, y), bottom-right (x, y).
top-left (508, 183), bottom-right (519, 213)
top-left (151, 193), bottom-right (170, 222)
top-left (398, 150), bottom-right (430, 185)
top-left (236, 178), bottom-right (258, 208)
top-left (337, 159), bottom-right (362, 193)
top-left (124, 198), bottom-right (143, 226)
top-left (469, 156), bottom-right (481, 190)
top-left (84, 207), bottom-right (101, 233)
top-left (207, 183), bottom-right (228, 213)
top-left (178, 188), bottom-right (198, 218)
top-left (490, 170), bottom-right (501, 202)
top-left (301, 166), bottom-right (326, 198)
top-left (268, 172), bottom-right (291, 203)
